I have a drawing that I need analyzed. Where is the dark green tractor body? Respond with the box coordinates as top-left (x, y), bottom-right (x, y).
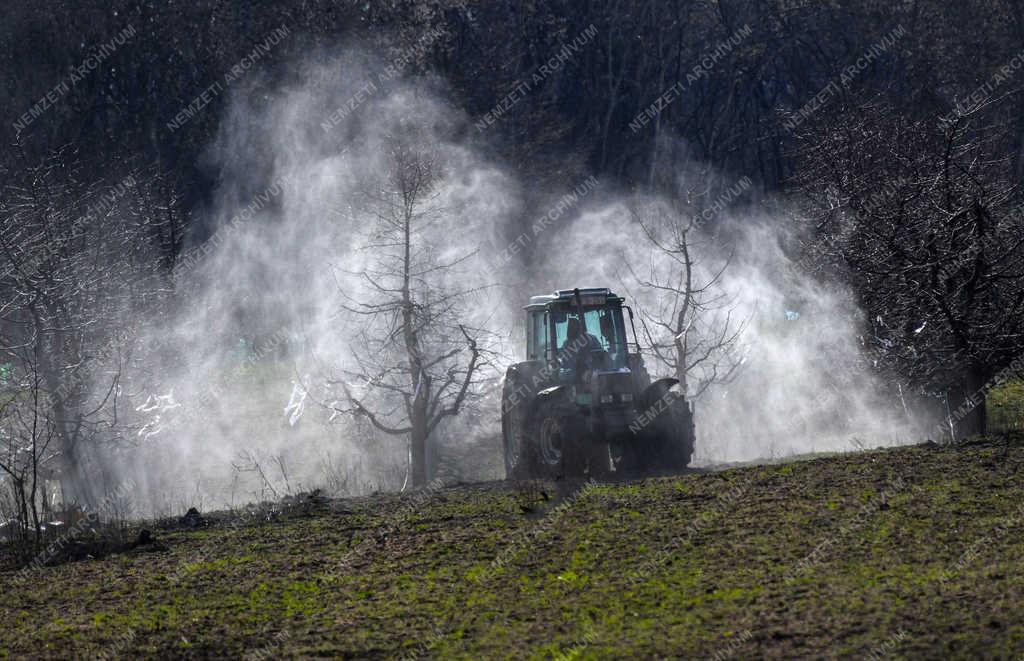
top-left (501, 287), bottom-right (695, 480)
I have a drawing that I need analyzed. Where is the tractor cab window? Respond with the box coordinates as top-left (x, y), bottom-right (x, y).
top-left (551, 305), bottom-right (628, 370)
top-left (528, 311), bottom-right (550, 361)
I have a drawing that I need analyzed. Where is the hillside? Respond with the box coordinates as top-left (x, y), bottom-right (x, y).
top-left (2, 438), bottom-right (1023, 659)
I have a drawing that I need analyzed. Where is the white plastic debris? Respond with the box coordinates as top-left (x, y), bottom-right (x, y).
top-left (284, 380), bottom-right (307, 426)
top-left (135, 390), bottom-right (181, 414)
top-left (137, 418), bottom-right (164, 441)
top-left (135, 390), bottom-right (181, 441)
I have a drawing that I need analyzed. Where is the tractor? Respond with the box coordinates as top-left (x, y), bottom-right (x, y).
top-left (501, 287), bottom-right (695, 480)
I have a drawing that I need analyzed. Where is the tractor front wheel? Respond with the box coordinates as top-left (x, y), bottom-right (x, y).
top-left (621, 390), bottom-right (695, 476)
top-left (587, 441), bottom-right (613, 480)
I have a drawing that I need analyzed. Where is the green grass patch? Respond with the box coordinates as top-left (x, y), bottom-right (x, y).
top-left (2, 441), bottom-right (1023, 658)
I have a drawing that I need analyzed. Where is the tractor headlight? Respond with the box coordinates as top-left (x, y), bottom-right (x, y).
top-left (600, 394), bottom-right (614, 404)
top-left (620, 393), bottom-right (633, 402)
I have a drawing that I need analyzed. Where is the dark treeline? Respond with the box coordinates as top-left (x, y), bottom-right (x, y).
top-left (6, 2), bottom-right (1023, 202)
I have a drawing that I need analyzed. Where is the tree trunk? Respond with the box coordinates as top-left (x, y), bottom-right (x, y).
top-left (402, 203), bottom-right (430, 488)
top-left (407, 360), bottom-right (428, 489)
top-left (674, 344), bottom-right (688, 396)
top-left (409, 419), bottom-right (425, 487)
top-left (404, 356), bottom-right (428, 488)
top-left (955, 366), bottom-right (989, 438)
top-left (33, 321), bottom-right (97, 507)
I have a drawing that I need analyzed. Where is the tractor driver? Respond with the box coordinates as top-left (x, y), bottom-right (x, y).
top-left (560, 316), bottom-right (605, 373)
top-left (598, 312), bottom-right (618, 350)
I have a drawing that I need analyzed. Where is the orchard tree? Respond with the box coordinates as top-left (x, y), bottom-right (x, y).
top-left (793, 94), bottom-right (1024, 436)
top-left (333, 135), bottom-right (492, 488)
top-left (0, 142), bottom-right (179, 506)
top-left (625, 194), bottom-right (749, 399)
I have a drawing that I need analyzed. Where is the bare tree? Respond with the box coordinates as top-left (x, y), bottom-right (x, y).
top-left (625, 196), bottom-right (748, 399)
top-left (0, 359), bottom-right (61, 554)
top-left (793, 95), bottom-right (1024, 437)
top-left (0, 142), bottom-right (178, 506)
top-left (330, 136), bottom-right (493, 488)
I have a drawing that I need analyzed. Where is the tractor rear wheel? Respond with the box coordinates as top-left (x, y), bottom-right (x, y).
top-left (532, 400), bottom-right (566, 479)
top-left (502, 375), bottom-right (538, 480)
top-left (502, 403), bottom-right (531, 480)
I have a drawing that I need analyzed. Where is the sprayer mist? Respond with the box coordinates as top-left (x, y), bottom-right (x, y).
top-left (102, 49), bottom-right (924, 516)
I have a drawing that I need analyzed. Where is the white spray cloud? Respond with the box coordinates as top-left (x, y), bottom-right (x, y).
top-left (537, 176), bottom-right (925, 464)
top-left (101, 48), bottom-right (925, 515)
top-left (111, 49), bottom-right (523, 513)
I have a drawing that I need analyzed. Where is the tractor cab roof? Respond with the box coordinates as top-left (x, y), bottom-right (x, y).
top-left (525, 287), bottom-right (624, 311)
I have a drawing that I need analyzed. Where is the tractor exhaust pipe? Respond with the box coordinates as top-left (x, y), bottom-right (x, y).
top-left (572, 288), bottom-right (588, 387)
top-left (572, 288), bottom-right (587, 334)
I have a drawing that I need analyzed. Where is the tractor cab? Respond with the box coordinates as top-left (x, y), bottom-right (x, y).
top-left (525, 288), bottom-right (635, 384)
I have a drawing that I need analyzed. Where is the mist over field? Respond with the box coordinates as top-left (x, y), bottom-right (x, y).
top-left (91, 49), bottom-right (925, 515)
